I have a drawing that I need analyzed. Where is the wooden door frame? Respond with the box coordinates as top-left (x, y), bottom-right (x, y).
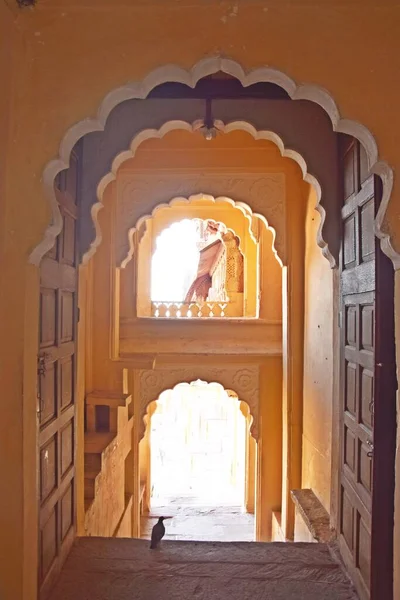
top-left (370, 179), bottom-right (397, 599)
top-left (336, 158), bottom-right (397, 600)
top-left (37, 148), bottom-right (82, 600)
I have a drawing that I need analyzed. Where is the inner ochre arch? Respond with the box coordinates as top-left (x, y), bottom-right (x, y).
top-left (117, 129), bottom-right (287, 328)
top-left (139, 380), bottom-right (256, 543)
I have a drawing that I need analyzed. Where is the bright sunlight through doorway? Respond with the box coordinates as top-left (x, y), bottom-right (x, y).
top-left (141, 381), bottom-right (255, 542)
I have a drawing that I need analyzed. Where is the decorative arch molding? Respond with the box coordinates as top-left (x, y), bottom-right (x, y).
top-left (138, 366), bottom-right (259, 441)
top-left (142, 380), bottom-right (251, 438)
top-left (89, 119), bottom-right (322, 266)
top-left (121, 191), bottom-right (282, 268)
top-left (29, 56), bottom-right (398, 270)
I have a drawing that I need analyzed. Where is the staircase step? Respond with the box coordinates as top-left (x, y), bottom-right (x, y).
top-left (84, 432), bottom-right (115, 454)
top-left (85, 469), bottom-right (101, 480)
top-left (84, 452), bottom-right (102, 472)
top-left (86, 391), bottom-right (132, 408)
top-left (84, 478), bottom-right (96, 499)
top-left (47, 538), bottom-right (359, 600)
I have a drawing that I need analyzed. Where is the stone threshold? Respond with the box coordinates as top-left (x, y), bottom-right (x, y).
top-left (291, 488), bottom-right (335, 543)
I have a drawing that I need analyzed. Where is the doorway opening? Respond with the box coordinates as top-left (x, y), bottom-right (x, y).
top-left (140, 380), bottom-right (255, 542)
top-left (32, 60), bottom-right (397, 600)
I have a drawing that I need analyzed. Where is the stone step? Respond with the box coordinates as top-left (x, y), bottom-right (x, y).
top-left (84, 478), bottom-right (96, 500)
top-left (84, 432), bottom-right (115, 454)
top-left (84, 452), bottom-right (101, 472)
top-left (48, 537), bottom-right (358, 600)
top-left (86, 391), bottom-right (132, 408)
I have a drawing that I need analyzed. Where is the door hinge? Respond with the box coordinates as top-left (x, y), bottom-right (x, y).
top-left (77, 307), bottom-right (80, 323)
top-left (338, 312), bottom-right (342, 328)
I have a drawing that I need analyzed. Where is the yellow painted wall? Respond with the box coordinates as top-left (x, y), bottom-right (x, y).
top-left (258, 358), bottom-right (283, 541)
top-left (301, 187), bottom-right (335, 512)
top-left (259, 225), bottom-right (282, 322)
top-left (1, 2), bottom-right (400, 598)
top-left (280, 164), bottom-right (308, 539)
top-left (90, 184), bottom-right (122, 390)
top-left (0, 7), bottom-right (38, 600)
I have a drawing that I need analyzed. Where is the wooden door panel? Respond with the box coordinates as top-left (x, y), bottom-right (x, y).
top-left (38, 148), bottom-right (80, 598)
top-left (60, 357), bottom-right (74, 410)
top-left (338, 137), bottom-right (396, 600)
top-left (360, 199), bottom-right (375, 262)
top-left (357, 516), bottom-right (371, 586)
top-left (60, 484), bottom-right (74, 541)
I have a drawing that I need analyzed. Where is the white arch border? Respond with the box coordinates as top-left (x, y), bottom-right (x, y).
top-left (96, 119), bottom-right (318, 268)
top-left (29, 56), bottom-right (398, 269)
top-left (139, 379), bottom-right (255, 443)
top-left (129, 197), bottom-right (256, 267)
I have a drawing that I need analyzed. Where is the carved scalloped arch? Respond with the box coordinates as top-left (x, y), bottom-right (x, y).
top-left (99, 121), bottom-right (302, 267)
top-left (121, 191), bottom-right (278, 268)
top-left (135, 209), bottom-right (251, 270)
top-left (29, 56), bottom-right (398, 269)
top-left (97, 120), bottom-right (286, 266)
top-left (140, 379), bottom-right (254, 443)
top-left (138, 367), bottom-right (259, 441)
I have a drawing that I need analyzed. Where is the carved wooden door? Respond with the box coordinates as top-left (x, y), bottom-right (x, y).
top-left (37, 149), bottom-right (80, 598)
top-left (339, 137), bottom-right (396, 600)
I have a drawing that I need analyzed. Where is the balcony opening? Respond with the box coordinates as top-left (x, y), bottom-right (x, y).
top-left (137, 213), bottom-right (252, 318)
top-left (150, 217), bottom-right (233, 316)
top-left (140, 381), bottom-right (255, 542)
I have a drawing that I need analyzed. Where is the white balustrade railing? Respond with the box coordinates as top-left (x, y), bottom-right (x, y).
top-left (151, 301), bottom-right (231, 318)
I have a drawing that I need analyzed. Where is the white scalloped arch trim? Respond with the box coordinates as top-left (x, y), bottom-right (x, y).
top-left (29, 56), bottom-right (398, 269)
top-left (140, 379), bottom-right (254, 442)
top-left (94, 119), bottom-right (322, 268)
top-left (121, 191), bottom-right (275, 269)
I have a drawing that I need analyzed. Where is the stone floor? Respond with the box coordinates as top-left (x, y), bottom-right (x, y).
top-left (49, 537), bottom-right (359, 600)
top-left (141, 505), bottom-right (255, 542)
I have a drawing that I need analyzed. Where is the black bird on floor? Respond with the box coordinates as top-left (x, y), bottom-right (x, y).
top-left (150, 516), bottom-right (169, 549)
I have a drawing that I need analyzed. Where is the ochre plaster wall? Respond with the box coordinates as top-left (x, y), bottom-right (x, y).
top-left (258, 358), bottom-right (283, 541)
top-left (1, 3), bottom-right (400, 598)
top-left (280, 164), bottom-right (308, 540)
top-left (0, 7), bottom-right (38, 600)
top-left (301, 187), bottom-right (335, 512)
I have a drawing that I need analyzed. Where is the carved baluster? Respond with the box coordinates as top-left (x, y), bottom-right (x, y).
top-left (174, 302), bottom-right (182, 318)
top-left (202, 303), bottom-right (211, 318)
top-left (152, 302), bottom-right (160, 318)
top-left (158, 303), bottom-right (168, 318)
top-left (197, 301), bottom-right (204, 318)
top-left (190, 303), bottom-right (199, 318)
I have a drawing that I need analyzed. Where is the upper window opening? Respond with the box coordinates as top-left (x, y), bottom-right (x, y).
top-left (151, 219), bottom-right (233, 309)
top-left (145, 218), bottom-right (246, 318)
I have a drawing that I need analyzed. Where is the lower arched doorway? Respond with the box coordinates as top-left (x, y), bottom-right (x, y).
top-left (140, 380), bottom-right (256, 542)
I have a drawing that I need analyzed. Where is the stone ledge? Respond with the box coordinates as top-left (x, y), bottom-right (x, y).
top-left (291, 488), bottom-right (334, 543)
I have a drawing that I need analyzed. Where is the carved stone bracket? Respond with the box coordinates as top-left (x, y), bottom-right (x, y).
top-left (116, 173), bottom-right (286, 266)
top-left (137, 366), bottom-right (260, 441)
